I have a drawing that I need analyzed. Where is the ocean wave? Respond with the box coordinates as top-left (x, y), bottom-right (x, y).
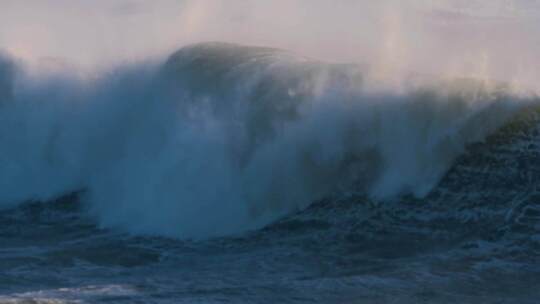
top-left (0, 42), bottom-right (536, 239)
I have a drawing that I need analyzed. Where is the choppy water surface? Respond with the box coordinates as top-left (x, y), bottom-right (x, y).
top-left (0, 43), bottom-right (539, 303)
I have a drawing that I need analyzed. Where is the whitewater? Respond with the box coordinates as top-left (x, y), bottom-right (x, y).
top-left (1, 37), bottom-right (540, 302)
top-left (0, 42), bottom-right (534, 239)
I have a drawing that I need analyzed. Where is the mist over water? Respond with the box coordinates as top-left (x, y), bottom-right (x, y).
top-left (0, 1), bottom-right (539, 239)
top-left (0, 41), bottom-right (533, 239)
top-left (2, 2), bottom-right (540, 304)
top-left (2, 0), bottom-right (540, 81)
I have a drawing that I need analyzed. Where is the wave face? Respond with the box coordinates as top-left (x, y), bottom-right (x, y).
top-left (0, 42), bottom-right (535, 239)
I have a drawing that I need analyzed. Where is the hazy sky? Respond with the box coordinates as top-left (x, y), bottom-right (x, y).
top-left (1, 0), bottom-right (539, 85)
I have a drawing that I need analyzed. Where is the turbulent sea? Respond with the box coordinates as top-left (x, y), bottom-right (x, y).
top-left (0, 42), bottom-right (539, 303)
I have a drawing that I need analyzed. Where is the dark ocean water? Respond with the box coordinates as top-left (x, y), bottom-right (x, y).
top-left (0, 43), bottom-right (539, 303)
top-left (0, 109), bottom-right (539, 303)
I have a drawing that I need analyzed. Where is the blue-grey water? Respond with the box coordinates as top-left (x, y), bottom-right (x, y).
top-left (0, 43), bottom-right (539, 303)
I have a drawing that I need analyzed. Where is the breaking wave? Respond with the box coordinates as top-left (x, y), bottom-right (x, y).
top-left (0, 42), bottom-right (536, 238)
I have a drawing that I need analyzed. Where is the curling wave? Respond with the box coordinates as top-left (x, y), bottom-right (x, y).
top-left (0, 42), bottom-right (536, 238)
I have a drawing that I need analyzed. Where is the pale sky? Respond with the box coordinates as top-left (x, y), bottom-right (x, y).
top-left (1, 0), bottom-right (539, 85)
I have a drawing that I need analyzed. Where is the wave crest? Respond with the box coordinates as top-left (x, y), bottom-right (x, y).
top-left (0, 43), bottom-right (535, 238)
